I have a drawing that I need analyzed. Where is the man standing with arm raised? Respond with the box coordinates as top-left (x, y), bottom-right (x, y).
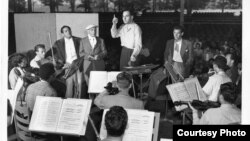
top-left (111, 10), bottom-right (142, 70)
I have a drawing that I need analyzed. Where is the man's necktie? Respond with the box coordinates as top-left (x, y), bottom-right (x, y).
top-left (174, 43), bottom-right (179, 52)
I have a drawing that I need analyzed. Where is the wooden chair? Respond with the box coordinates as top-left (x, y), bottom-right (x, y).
top-left (14, 101), bottom-right (46, 141)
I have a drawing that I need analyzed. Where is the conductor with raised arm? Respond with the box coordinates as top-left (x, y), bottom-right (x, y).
top-left (111, 10), bottom-right (142, 70)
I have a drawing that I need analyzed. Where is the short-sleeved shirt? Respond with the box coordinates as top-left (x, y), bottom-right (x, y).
top-left (25, 81), bottom-right (57, 111)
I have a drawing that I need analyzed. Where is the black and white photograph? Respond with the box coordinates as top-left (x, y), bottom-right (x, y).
top-left (1, 0), bottom-right (250, 141)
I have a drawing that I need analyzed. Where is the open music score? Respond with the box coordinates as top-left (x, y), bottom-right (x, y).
top-left (29, 96), bottom-right (92, 136)
top-left (166, 77), bottom-right (207, 111)
top-left (88, 71), bottom-right (121, 93)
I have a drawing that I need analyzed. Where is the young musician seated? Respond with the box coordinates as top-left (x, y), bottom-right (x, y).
top-left (30, 44), bottom-right (46, 68)
top-left (25, 63), bottom-right (57, 112)
top-left (94, 72), bottom-right (144, 109)
top-left (202, 56), bottom-right (231, 102)
top-left (101, 106), bottom-right (128, 141)
top-left (9, 54), bottom-right (28, 89)
top-left (189, 82), bottom-right (241, 124)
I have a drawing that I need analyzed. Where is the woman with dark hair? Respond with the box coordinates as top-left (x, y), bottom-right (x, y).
top-left (8, 54), bottom-right (28, 89)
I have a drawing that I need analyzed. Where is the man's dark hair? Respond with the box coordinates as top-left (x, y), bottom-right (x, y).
top-left (34, 44), bottom-right (45, 52)
top-left (226, 53), bottom-right (239, 66)
top-left (61, 25), bottom-right (71, 33)
top-left (220, 82), bottom-right (237, 104)
top-left (123, 9), bottom-right (134, 16)
top-left (11, 54), bottom-right (26, 67)
top-left (173, 25), bottom-right (184, 33)
top-left (39, 63), bottom-right (55, 81)
top-left (116, 72), bottom-right (132, 89)
top-left (105, 106), bottom-right (128, 137)
top-left (213, 56), bottom-right (228, 71)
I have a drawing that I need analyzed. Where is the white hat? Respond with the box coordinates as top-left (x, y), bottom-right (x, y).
top-left (85, 24), bottom-right (98, 30)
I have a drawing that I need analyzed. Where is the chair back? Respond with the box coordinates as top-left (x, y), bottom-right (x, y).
top-left (14, 101), bottom-right (32, 141)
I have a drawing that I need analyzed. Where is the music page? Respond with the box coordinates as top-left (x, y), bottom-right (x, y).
top-left (29, 96), bottom-right (63, 132)
top-left (88, 71), bottom-right (108, 93)
top-left (56, 99), bottom-right (92, 135)
top-left (184, 77), bottom-right (207, 101)
top-left (166, 82), bottom-right (190, 111)
top-left (107, 71), bottom-right (121, 82)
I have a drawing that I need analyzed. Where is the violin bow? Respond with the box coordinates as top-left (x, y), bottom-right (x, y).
top-left (48, 32), bottom-right (56, 66)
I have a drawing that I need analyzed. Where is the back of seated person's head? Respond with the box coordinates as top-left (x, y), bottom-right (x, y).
top-left (39, 63), bottom-right (55, 81)
top-left (219, 82), bottom-right (237, 104)
top-left (105, 106), bottom-right (128, 137)
top-left (213, 56), bottom-right (228, 71)
top-left (116, 72), bottom-right (132, 90)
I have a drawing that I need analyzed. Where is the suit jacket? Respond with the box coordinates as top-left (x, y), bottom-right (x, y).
top-left (164, 39), bottom-right (193, 77)
top-left (164, 39), bottom-right (193, 65)
top-left (79, 36), bottom-right (107, 75)
top-left (52, 36), bottom-right (81, 65)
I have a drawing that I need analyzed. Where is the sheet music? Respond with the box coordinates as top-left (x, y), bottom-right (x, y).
top-left (29, 96), bottom-right (62, 132)
top-left (184, 78), bottom-right (199, 100)
top-left (56, 99), bottom-right (91, 135)
top-left (166, 82), bottom-right (190, 111)
top-left (88, 71), bottom-right (121, 93)
top-left (100, 109), bottom-right (155, 141)
top-left (107, 71), bottom-right (121, 82)
top-left (88, 71), bottom-right (108, 93)
top-left (184, 77), bottom-right (207, 101)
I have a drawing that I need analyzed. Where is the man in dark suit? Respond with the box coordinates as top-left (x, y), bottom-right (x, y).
top-left (79, 24), bottom-right (107, 85)
top-left (164, 25), bottom-right (193, 78)
top-left (52, 25), bottom-right (82, 98)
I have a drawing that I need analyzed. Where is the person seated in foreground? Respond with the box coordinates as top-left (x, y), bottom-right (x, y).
top-left (202, 56), bottom-right (231, 102)
top-left (189, 82), bottom-right (241, 125)
top-left (9, 54), bottom-right (28, 89)
top-left (94, 72), bottom-right (144, 109)
top-left (101, 106), bottom-right (128, 141)
top-left (25, 63), bottom-right (57, 112)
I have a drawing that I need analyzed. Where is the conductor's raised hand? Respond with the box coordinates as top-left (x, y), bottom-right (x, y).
top-left (112, 14), bottom-right (118, 24)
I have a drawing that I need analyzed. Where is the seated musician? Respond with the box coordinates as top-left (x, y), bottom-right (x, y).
top-left (25, 63), bottom-right (57, 112)
top-left (9, 54), bottom-right (28, 89)
top-left (30, 44), bottom-right (46, 68)
top-left (202, 56), bottom-right (231, 102)
top-left (189, 82), bottom-right (241, 124)
top-left (101, 106), bottom-right (128, 141)
top-left (94, 72), bottom-right (144, 109)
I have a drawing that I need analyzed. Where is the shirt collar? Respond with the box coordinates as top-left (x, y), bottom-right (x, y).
top-left (175, 39), bottom-right (182, 44)
top-left (220, 103), bottom-right (235, 109)
top-left (64, 37), bottom-right (73, 42)
top-left (217, 71), bottom-right (226, 75)
top-left (34, 55), bottom-right (41, 61)
top-left (88, 35), bottom-right (96, 40)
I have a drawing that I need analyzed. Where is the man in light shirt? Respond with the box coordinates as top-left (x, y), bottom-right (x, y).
top-left (111, 10), bottom-right (142, 70)
top-left (30, 44), bottom-right (46, 68)
top-left (203, 56), bottom-right (231, 101)
top-left (79, 24), bottom-right (107, 85)
top-left (164, 25), bottom-right (193, 78)
top-left (52, 25), bottom-right (82, 98)
top-left (190, 82), bottom-right (241, 124)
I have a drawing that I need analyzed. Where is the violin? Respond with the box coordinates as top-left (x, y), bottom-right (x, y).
top-left (174, 100), bottom-right (221, 111)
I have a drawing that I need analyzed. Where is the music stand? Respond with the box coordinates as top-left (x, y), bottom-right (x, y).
top-left (124, 64), bottom-right (159, 99)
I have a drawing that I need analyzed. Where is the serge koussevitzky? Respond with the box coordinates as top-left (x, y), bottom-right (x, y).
top-left (177, 129), bottom-right (246, 138)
